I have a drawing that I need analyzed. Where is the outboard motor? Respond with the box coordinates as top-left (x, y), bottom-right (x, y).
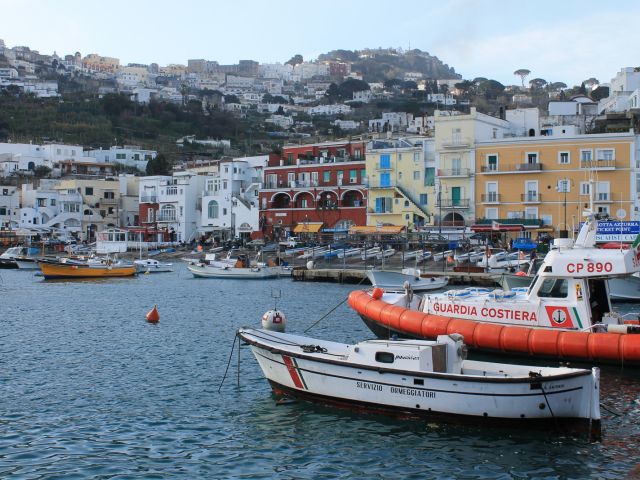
top-left (436, 333), bottom-right (467, 374)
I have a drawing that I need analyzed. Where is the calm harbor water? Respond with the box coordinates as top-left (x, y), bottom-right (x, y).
top-left (1, 266), bottom-right (639, 479)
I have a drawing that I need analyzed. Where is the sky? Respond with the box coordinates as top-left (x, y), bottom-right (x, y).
top-left (2, 0), bottom-right (640, 87)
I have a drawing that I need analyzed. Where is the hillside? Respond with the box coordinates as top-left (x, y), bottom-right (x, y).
top-left (318, 48), bottom-right (459, 82)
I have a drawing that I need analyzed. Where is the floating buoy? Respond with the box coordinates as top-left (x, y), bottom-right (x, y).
top-left (146, 305), bottom-right (160, 323)
top-left (371, 287), bottom-right (384, 300)
top-left (262, 309), bottom-right (286, 332)
top-left (515, 271), bottom-right (527, 277)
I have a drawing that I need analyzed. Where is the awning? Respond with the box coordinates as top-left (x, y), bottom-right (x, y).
top-left (349, 225), bottom-right (405, 235)
top-left (293, 222), bottom-right (323, 233)
top-left (471, 224), bottom-right (524, 232)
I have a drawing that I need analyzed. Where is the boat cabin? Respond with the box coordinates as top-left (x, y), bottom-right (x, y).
top-left (351, 335), bottom-right (465, 374)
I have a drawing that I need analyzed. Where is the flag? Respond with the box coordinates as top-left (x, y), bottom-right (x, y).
top-left (491, 220), bottom-right (500, 231)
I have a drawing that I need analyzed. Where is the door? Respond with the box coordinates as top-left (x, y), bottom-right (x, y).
top-left (451, 186), bottom-right (461, 206)
top-left (380, 173), bottom-right (391, 188)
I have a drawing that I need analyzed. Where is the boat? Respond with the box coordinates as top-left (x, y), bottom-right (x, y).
top-left (475, 248), bottom-right (530, 273)
top-left (361, 247), bottom-right (396, 261)
top-left (0, 246), bottom-right (40, 269)
top-left (366, 268), bottom-right (449, 292)
top-left (187, 253), bottom-right (279, 279)
top-left (512, 237), bottom-right (538, 251)
top-left (134, 258), bottom-right (174, 273)
top-left (299, 246), bottom-right (329, 259)
top-left (348, 213), bottom-right (640, 366)
top-left (403, 250), bottom-right (433, 262)
top-left (238, 327), bottom-right (601, 438)
top-left (39, 257), bottom-right (137, 279)
top-left (336, 247), bottom-right (362, 259)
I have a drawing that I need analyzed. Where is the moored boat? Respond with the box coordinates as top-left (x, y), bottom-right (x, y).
top-left (134, 258), bottom-right (174, 273)
top-left (238, 327), bottom-right (601, 438)
top-left (39, 258), bottom-right (137, 279)
top-left (187, 253), bottom-right (279, 279)
top-left (349, 213), bottom-right (640, 366)
top-left (366, 268), bottom-right (449, 292)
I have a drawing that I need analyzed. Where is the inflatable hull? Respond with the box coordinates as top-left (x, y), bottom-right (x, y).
top-left (348, 290), bottom-right (640, 366)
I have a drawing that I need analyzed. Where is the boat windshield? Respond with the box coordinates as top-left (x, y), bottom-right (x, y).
top-left (537, 278), bottom-right (568, 298)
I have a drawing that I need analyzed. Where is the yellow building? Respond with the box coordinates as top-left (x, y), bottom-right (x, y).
top-left (365, 138), bottom-right (431, 229)
top-left (434, 108), bottom-right (509, 226)
top-left (475, 132), bottom-right (636, 234)
top-left (82, 54), bottom-right (120, 74)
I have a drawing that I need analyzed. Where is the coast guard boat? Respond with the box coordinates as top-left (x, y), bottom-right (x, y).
top-left (349, 213), bottom-right (640, 365)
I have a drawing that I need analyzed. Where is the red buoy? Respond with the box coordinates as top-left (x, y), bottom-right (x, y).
top-left (146, 305), bottom-right (160, 323)
top-left (371, 287), bottom-right (384, 300)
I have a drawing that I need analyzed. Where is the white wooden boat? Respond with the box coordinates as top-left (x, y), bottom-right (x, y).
top-left (361, 247), bottom-right (396, 261)
top-left (432, 250), bottom-right (453, 262)
top-left (403, 250), bottom-right (432, 262)
top-left (366, 268), bottom-right (449, 292)
top-left (134, 258), bottom-right (173, 273)
top-left (238, 328), bottom-right (601, 438)
top-left (336, 247), bottom-right (362, 259)
top-left (187, 254), bottom-right (279, 279)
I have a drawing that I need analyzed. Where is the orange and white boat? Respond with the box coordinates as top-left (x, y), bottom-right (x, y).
top-left (349, 213), bottom-right (640, 366)
top-left (39, 258), bottom-right (136, 279)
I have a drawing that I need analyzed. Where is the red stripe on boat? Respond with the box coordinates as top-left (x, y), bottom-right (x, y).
top-left (282, 355), bottom-right (304, 389)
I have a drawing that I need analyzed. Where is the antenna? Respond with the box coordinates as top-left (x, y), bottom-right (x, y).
top-left (270, 287), bottom-right (282, 310)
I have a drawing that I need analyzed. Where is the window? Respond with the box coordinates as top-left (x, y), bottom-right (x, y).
top-left (558, 152), bottom-right (570, 164)
top-left (208, 201), bottom-right (219, 218)
top-left (37, 198), bottom-right (46, 207)
top-left (147, 209), bottom-right (154, 223)
top-left (413, 171), bottom-right (420, 180)
top-left (323, 171), bottom-right (331, 183)
top-left (524, 207), bottom-right (538, 220)
top-left (413, 152), bottom-right (420, 162)
top-left (580, 182), bottom-right (591, 196)
top-left (486, 182), bottom-right (498, 202)
top-left (159, 204), bottom-right (176, 221)
top-left (223, 181), bottom-right (228, 190)
top-left (580, 149), bottom-right (592, 162)
top-left (116, 153), bottom-right (126, 160)
top-left (526, 152), bottom-right (538, 164)
top-left (596, 149), bottom-right (614, 161)
top-left (288, 172), bottom-right (295, 187)
top-left (0, 207), bottom-right (5, 215)
top-left (557, 179), bottom-right (571, 193)
top-left (223, 208), bottom-right (227, 216)
top-left (374, 197), bottom-right (392, 213)
top-left (419, 193), bottom-right (428, 205)
top-left (597, 205), bottom-right (610, 215)
top-left (380, 154), bottom-right (391, 169)
top-left (487, 154), bottom-right (498, 171)
top-left (404, 200), bottom-right (410, 207)
top-left (267, 174), bottom-right (277, 189)
top-left (104, 191), bottom-right (115, 199)
top-left (2, 188), bottom-right (8, 195)
top-left (287, 153), bottom-right (294, 164)
top-left (166, 186), bottom-right (178, 195)
top-left (63, 203), bottom-right (80, 213)
top-left (596, 182), bottom-right (610, 201)
top-left (85, 187), bottom-right (94, 195)
top-left (525, 180), bottom-right (538, 201)
top-left (537, 278), bottom-right (568, 298)
top-left (424, 167), bottom-right (435, 187)
top-left (354, 148), bottom-right (361, 159)
top-left (300, 198), bottom-right (308, 208)
top-left (451, 157), bottom-right (461, 175)
top-left (349, 170), bottom-right (357, 183)
top-left (108, 207), bottom-right (114, 214)
top-left (311, 171), bottom-right (319, 186)
top-left (375, 352), bottom-right (394, 363)
top-left (50, 199), bottom-right (56, 206)
top-left (485, 208), bottom-right (498, 219)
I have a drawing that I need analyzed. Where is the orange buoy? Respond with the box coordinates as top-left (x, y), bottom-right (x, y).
top-left (371, 287), bottom-right (384, 300)
top-left (515, 271), bottom-right (527, 277)
top-left (146, 305), bottom-right (160, 323)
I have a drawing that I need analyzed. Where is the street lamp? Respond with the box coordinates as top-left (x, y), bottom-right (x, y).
top-left (558, 178), bottom-right (572, 238)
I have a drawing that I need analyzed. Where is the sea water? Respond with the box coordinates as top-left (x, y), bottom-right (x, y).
top-left (0, 266), bottom-right (639, 479)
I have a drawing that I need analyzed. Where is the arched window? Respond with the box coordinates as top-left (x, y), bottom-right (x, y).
top-left (160, 204), bottom-right (176, 222)
top-left (208, 200), bottom-right (219, 219)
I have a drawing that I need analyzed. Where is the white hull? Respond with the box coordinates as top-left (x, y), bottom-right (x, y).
top-left (134, 259), bottom-right (173, 273)
top-left (239, 329), bottom-right (600, 436)
top-left (366, 269), bottom-right (449, 292)
top-left (187, 264), bottom-right (279, 279)
top-left (14, 258), bottom-right (41, 270)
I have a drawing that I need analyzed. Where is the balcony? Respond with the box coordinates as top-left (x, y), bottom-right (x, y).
top-left (580, 159), bottom-right (616, 170)
top-left (156, 214), bottom-right (177, 222)
top-left (480, 165), bottom-right (499, 173)
top-left (435, 198), bottom-right (470, 209)
top-left (595, 193), bottom-right (613, 203)
top-left (441, 137), bottom-right (471, 149)
top-left (100, 197), bottom-right (118, 205)
top-left (521, 193), bottom-right (541, 203)
top-left (375, 162), bottom-right (393, 171)
top-left (481, 193), bottom-right (501, 203)
top-left (437, 168), bottom-right (471, 178)
top-left (516, 163), bottom-right (543, 172)
top-left (369, 182), bottom-right (397, 189)
top-left (140, 195), bottom-right (157, 203)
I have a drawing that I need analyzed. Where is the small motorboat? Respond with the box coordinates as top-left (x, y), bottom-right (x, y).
top-left (187, 253), bottom-right (279, 279)
top-left (134, 258), bottom-right (174, 273)
top-left (238, 327), bottom-right (601, 438)
top-left (366, 268), bottom-right (449, 292)
top-left (38, 257), bottom-right (137, 279)
top-left (0, 246), bottom-right (39, 269)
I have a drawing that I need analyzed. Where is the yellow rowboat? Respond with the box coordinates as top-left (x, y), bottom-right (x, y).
top-left (39, 261), bottom-right (137, 279)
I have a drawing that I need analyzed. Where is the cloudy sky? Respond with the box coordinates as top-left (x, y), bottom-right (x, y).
top-left (2, 0), bottom-right (639, 87)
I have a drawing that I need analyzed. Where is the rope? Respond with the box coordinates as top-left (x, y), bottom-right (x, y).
top-left (218, 334), bottom-right (237, 393)
top-left (303, 273), bottom-right (368, 334)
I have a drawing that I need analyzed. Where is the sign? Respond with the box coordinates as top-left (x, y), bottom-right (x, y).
top-left (592, 221), bottom-right (640, 242)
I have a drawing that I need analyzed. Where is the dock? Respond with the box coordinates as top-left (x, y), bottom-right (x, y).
top-left (292, 268), bottom-right (499, 287)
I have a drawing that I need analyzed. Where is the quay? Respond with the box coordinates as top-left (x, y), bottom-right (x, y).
top-left (292, 268), bottom-right (499, 287)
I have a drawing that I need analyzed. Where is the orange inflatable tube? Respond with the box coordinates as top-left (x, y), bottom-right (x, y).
top-left (348, 290), bottom-right (640, 365)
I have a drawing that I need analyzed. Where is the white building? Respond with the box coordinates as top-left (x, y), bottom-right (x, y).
top-left (19, 181), bottom-right (83, 238)
top-left (199, 156), bottom-right (267, 240)
top-left (86, 146), bottom-right (155, 172)
top-left (307, 104), bottom-right (351, 116)
top-left (265, 115), bottom-right (293, 129)
top-left (598, 67), bottom-right (640, 113)
top-left (0, 184), bottom-right (20, 228)
top-left (155, 171), bottom-right (204, 242)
